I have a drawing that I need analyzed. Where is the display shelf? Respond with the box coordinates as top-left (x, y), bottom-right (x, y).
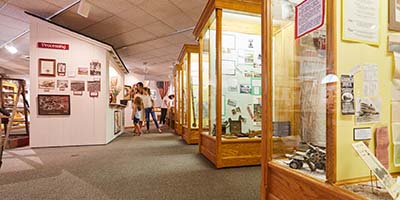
top-left (178, 44), bottom-right (200, 144)
top-left (194, 0), bottom-right (262, 168)
top-left (109, 103), bottom-right (127, 109)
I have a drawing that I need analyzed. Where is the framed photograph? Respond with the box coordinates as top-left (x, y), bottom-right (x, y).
top-left (71, 80), bottom-right (85, 92)
top-left (39, 58), bottom-right (56, 77)
top-left (38, 95), bottom-right (70, 115)
top-left (111, 76), bottom-right (118, 87)
top-left (57, 80), bottom-right (68, 91)
top-left (38, 79), bottom-right (55, 90)
top-left (240, 84), bottom-right (251, 94)
top-left (90, 61), bottom-right (101, 76)
top-left (87, 80), bottom-right (101, 92)
top-left (114, 110), bottom-right (122, 135)
top-left (124, 85), bottom-right (131, 100)
top-left (390, 0), bottom-right (400, 31)
top-left (57, 63), bottom-right (66, 76)
top-left (353, 128), bottom-right (372, 141)
top-left (68, 70), bottom-right (75, 78)
top-left (77, 67), bottom-right (88, 75)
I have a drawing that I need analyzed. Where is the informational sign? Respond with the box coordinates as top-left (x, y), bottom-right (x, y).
top-left (295, 0), bottom-right (325, 39)
top-left (37, 42), bottom-right (69, 50)
top-left (352, 142), bottom-right (400, 199)
top-left (341, 75), bottom-right (355, 115)
top-left (342, 0), bottom-right (380, 45)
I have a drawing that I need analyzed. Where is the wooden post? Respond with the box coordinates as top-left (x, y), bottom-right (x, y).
top-left (261, 0), bottom-right (273, 198)
top-left (187, 54), bottom-right (191, 133)
top-left (199, 37), bottom-right (204, 151)
top-left (215, 8), bottom-right (223, 168)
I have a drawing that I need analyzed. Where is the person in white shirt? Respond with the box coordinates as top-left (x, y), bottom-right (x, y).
top-left (159, 95), bottom-right (170, 125)
top-left (143, 87), bottom-right (162, 133)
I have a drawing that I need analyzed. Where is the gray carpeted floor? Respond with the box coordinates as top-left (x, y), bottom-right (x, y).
top-left (0, 129), bottom-right (261, 200)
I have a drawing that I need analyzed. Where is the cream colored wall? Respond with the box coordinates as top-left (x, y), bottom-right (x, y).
top-left (335, 0), bottom-right (399, 181)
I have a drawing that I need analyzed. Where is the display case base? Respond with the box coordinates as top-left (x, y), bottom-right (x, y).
top-left (182, 127), bottom-right (199, 144)
top-left (175, 124), bottom-right (182, 135)
top-left (199, 132), bottom-right (261, 168)
top-left (265, 162), bottom-right (364, 200)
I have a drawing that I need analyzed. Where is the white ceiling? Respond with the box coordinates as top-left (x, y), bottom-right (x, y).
top-left (0, 0), bottom-right (206, 78)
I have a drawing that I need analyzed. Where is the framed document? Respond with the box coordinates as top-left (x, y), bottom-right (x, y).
top-left (390, 0), bottom-right (400, 31)
top-left (39, 58), bottom-right (56, 77)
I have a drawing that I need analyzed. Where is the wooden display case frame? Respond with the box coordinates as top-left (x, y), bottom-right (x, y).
top-left (178, 44), bottom-right (200, 144)
top-left (194, 0), bottom-right (262, 168)
top-left (175, 63), bottom-right (183, 136)
top-left (260, 0), bottom-right (363, 199)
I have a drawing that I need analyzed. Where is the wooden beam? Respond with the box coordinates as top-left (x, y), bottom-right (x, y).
top-left (215, 8), bottom-right (223, 168)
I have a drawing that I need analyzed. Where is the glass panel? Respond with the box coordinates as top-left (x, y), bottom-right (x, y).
top-left (190, 52), bottom-right (199, 128)
top-left (183, 55), bottom-right (188, 126)
top-left (180, 69), bottom-right (184, 126)
top-left (220, 11), bottom-right (262, 138)
top-left (209, 19), bottom-right (217, 136)
top-left (271, 0), bottom-right (328, 181)
top-left (202, 30), bottom-right (210, 129)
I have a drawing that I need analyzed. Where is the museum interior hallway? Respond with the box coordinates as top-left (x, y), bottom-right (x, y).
top-left (0, 130), bottom-right (260, 200)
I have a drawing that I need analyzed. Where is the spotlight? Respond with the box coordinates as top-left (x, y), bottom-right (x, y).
top-left (5, 45), bottom-right (18, 54)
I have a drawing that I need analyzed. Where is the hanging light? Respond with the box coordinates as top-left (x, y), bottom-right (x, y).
top-left (5, 45), bottom-right (18, 54)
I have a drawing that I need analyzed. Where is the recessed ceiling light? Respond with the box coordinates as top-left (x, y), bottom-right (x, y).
top-left (5, 45), bottom-right (18, 54)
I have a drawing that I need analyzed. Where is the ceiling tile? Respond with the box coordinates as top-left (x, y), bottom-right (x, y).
top-left (185, 5), bottom-right (205, 22)
top-left (89, 0), bottom-right (134, 15)
top-left (51, 4), bottom-right (112, 30)
top-left (81, 16), bottom-right (136, 40)
top-left (0, 4), bottom-right (29, 22)
top-left (169, 0), bottom-right (206, 11)
top-left (162, 12), bottom-right (196, 30)
top-left (105, 28), bottom-right (156, 48)
top-left (136, 0), bottom-right (181, 19)
top-left (0, 15), bottom-right (29, 31)
top-left (8, 0), bottom-right (61, 18)
top-left (142, 21), bottom-right (175, 37)
top-left (116, 6), bottom-right (158, 27)
top-left (43, 0), bottom-right (77, 8)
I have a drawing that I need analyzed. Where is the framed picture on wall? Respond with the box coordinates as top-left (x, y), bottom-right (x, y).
top-left (38, 94), bottom-right (70, 115)
top-left (390, 0), bottom-right (400, 31)
top-left (124, 85), bottom-right (131, 100)
top-left (114, 110), bottom-right (122, 135)
top-left (39, 58), bottom-right (56, 77)
top-left (57, 63), bottom-right (66, 76)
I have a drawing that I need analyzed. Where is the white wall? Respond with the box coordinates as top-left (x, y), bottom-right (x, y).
top-left (29, 16), bottom-right (118, 147)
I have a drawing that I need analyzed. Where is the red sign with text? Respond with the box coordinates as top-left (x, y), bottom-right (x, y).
top-left (37, 42), bottom-right (69, 50)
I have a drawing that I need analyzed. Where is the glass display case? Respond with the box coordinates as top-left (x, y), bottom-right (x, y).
top-left (178, 44), bottom-right (200, 144)
top-left (262, 0), bottom-right (399, 199)
top-left (194, 0), bottom-right (262, 168)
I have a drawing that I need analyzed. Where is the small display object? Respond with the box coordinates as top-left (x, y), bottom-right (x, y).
top-left (57, 63), bottom-right (66, 76)
top-left (77, 67), bottom-right (88, 75)
top-left (90, 61), bottom-right (101, 76)
top-left (71, 80), bottom-right (85, 92)
top-left (286, 143), bottom-right (326, 172)
top-left (38, 58), bottom-right (56, 77)
top-left (37, 94), bottom-right (70, 115)
top-left (340, 75), bottom-right (355, 115)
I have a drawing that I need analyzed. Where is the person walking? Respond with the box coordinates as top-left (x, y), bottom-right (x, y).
top-left (143, 87), bottom-right (162, 133)
top-left (159, 94), bottom-right (170, 125)
top-left (131, 95), bottom-right (143, 136)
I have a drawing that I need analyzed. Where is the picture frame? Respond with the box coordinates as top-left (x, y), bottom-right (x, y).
top-left (38, 94), bottom-right (70, 115)
top-left (38, 79), bottom-right (55, 90)
top-left (38, 58), bottom-right (56, 77)
top-left (90, 61), bottom-right (101, 76)
top-left (353, 128), bottom-right (372, 141)
top-left (57, 63), bottom-right (66, 76)
top-left (77, 67), bottom-right (88, 75)
top-left (71, 80), bottom-right (85, 92)
top-left (114, 110), bottom-right (122, 135)
top-left (222, 60), bottom-right (236, 75)
top-left (124, 85), bottom-right (131, 100)
top-left (390, 0), bottom-right (400, 31)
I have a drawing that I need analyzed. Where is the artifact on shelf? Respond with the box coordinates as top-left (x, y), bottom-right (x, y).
top-left (285, 143), bottom-right (326, 172)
